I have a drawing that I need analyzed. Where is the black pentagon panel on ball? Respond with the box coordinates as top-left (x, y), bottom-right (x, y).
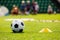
top-left (14, 24), bottom-right (18, 28)
top-left (12, 30), bottom-right (17, 33)
top-left (21, 22), bottom-right (24, 26)
top-left (19, 29), bottom-right (23, 32)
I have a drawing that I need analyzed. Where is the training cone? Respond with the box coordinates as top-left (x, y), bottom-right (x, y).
top-left (39, 28), bottom-right (52, 33)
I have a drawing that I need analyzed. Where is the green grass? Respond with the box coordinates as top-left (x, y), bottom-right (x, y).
top-left (0, 14), bottom-right (60, 40)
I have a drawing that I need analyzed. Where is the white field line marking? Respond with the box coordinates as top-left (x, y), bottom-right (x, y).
top-left (5, 18), bottom-right (60, 22)
top-left (5, 18), bottom-right (35, 21)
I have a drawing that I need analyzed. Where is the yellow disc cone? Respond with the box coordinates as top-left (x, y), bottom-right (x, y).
top-left (39, 28), bottom-right (52, 33)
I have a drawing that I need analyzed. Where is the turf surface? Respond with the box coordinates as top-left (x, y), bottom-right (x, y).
top-left (0, 14), bottom-right (60, 40)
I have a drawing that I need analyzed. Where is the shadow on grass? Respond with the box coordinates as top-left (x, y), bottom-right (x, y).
top-left (0, 32), bottom-right (24, 34)
top-left (11, 32), bottom-right (24, 34)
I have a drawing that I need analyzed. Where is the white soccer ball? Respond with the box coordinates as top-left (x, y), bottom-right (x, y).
top-left (11, 19), bottom-right (24, 33)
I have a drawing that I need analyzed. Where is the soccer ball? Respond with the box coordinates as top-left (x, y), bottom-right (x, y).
top-left (11, 19), bottom-right (24, 33)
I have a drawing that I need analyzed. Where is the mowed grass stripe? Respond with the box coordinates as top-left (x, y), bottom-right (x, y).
top-left (0, 14), bottom-right (60, 40)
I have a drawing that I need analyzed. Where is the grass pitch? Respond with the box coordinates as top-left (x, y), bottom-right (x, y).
top-left (0, 14), bottom-right (60, 40)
